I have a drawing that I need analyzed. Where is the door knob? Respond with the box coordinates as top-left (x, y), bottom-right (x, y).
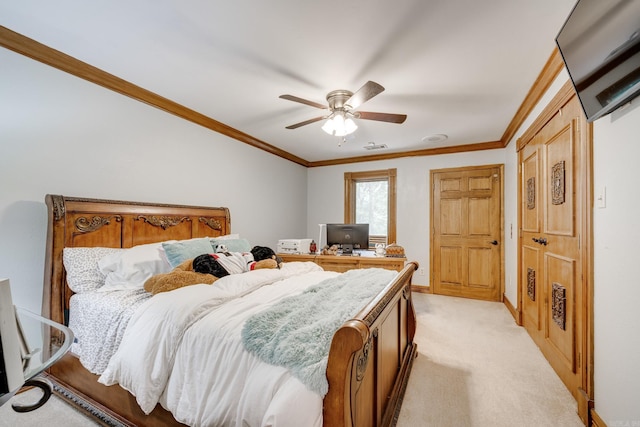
top-left (532, 237), bottom-right (548, 246)
top-left (490, 240), bottom-right (498, 245)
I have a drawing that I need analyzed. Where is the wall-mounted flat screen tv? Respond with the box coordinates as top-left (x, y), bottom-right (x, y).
top-left (556, 0), bottom-right (640, 122)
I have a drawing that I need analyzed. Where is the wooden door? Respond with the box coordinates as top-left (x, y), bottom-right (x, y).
top-left (431, 165), bottom-right (503, 301)
top-left (518, 91), bottom-right (591, 421)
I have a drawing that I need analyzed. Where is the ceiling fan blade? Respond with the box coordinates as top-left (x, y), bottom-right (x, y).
top-left (357, 111), bottom-right (407, 124)
top-left (345, 81), bottom-right (385, 110)
top-left (279, 94), bottom-right (327, 110)
top-left (285, 116), bottom-right (326, 129)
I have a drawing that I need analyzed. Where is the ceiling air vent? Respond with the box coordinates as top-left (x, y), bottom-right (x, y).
top-left (364, 142), bottom-right (388, 150)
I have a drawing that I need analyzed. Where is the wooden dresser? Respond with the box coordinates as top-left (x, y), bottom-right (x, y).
top-left (278, 253), bottom-right (406, 273)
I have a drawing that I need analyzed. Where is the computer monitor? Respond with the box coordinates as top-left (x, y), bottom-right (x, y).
top-left (326, 223), bottom-right (369, 254)
top-left (0, 279), bottom-right (24, 395)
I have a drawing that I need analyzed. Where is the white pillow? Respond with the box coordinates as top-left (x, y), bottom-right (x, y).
top-left (98, 242), bottom-right (171, 292)
top-left (215, 233), bottom-right (240, 240)
top-left (63, 247), bottom-right (125, 293)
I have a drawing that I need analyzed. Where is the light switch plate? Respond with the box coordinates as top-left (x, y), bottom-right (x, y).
top-left (596, 186), bottom-right (606, 208)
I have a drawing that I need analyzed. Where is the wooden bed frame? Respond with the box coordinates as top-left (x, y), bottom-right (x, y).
top-left (42, 194), bottom-right (418, 427)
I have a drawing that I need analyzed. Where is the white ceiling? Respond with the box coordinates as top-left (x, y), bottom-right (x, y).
top-left (1, 0), bottom-right (577, 163)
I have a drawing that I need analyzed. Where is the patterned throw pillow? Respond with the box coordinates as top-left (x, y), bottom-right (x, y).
top-left (63, 247), bottom-right (125, 293)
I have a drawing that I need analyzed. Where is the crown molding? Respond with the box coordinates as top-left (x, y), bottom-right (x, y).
top-left (500, 48), bottom-right (567, 146)
top-left (307, 140), bottom-right (504, 167)
top-left (1, 25), bottom-right (564, 168)
top-left (0, 26), bottom-right (309, 167)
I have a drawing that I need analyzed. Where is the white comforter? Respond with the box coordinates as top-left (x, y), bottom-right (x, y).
top-left (99, 261), bottom-right (336, 427)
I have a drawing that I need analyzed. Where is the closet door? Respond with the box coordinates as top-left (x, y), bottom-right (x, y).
top-left (518, 93), bottom-right (588, 407)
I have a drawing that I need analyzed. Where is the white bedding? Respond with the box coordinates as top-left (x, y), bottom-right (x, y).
top-left (99, 261), bottom-right (332, 426)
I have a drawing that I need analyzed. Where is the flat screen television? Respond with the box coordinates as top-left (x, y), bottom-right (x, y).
top-left (326, 223), bottom-right (369, 254)
top-left (0, 279), bottom-right (24, 395)
top-left (556, 0), bottom-right (640, 122)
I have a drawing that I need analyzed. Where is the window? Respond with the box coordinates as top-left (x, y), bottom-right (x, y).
top-left (344, 168), bottom-right (396, 248)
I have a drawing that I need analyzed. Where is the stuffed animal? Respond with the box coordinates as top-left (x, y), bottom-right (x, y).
top-left (144, 245), bottom-right (281, 295)
top-left (193, 245), bottom-right (281, 278)
top-left (143, 258), bottom-right (217, 295)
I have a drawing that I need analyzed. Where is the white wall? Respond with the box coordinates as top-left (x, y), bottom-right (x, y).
top-left (0, 49), bottom-right (308, 314)
top-left (307, 150), bottom-right (506, 287)
top-left (592, 101), bottom-right (640, 425)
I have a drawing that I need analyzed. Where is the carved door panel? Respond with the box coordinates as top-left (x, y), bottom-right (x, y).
top-left (518, 95), bottom-right (585, 402)
top-left (541, 117), bottom-right (581, 395)
top-left (521, 143), bottom-right (542, 334)
top-left (431, 165), bottom-right (503, 301)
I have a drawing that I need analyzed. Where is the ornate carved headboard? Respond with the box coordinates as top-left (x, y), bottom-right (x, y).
top-left (42, 195), bottom-right (231, 326)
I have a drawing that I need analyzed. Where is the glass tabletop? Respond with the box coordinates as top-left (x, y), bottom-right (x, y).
top-left (0, 307), bottom-right (73, 411)
top-left (15, 308), bottom-right (73, 380)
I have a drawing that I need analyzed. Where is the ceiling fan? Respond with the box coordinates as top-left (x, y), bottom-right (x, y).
top-left (279, 81), bottom-right (407, 137)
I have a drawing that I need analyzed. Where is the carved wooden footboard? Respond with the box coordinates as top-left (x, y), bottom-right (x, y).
top-left (42, 195), bottom-right (417, 426)
top-left (325, 261), bottom-right (418, 427)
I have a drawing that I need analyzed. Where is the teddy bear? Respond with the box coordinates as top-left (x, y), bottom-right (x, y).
top-left (321, 244), bottom-right (339, 255)
top-left (143, 258), bottom-right (217, 295)
top-left (144, 245), bottom-right (281, 295)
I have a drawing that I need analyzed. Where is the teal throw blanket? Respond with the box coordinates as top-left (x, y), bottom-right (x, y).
top-left (241, 268), bottom-right (397, 396)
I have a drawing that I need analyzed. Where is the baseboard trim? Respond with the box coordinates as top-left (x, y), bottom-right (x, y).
top-left (411, 285), bottom-right (430, 294)
top-left (591, 408), bottom-right (606, 427)
top-left (577, 387), bottom-right (594, 425)
top-left (503, 294), bottom-right (522, 325)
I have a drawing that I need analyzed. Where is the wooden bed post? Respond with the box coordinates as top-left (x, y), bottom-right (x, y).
top-left (324, 262), bottom-right (419, 427)
top-left (325, 319), bottom-right (370, 426)
top-left (42, 195), bottom-right (67, 326)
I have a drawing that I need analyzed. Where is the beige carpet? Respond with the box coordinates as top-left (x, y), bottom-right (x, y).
top-left (0, 293), bottom-right (584, 426)
top-left (397, 293), bottom-right (584, 427)
top-left (0, 386), bottom-right (101, 426)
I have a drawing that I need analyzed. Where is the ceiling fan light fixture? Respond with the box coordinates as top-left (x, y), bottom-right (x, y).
top-left (281, 81), bottom-right (406, 136)
top-left (321, 117), bottom-right (335, 135)
top-left (322, 112), bottom-right (358, 137)
top-left (344, 117), bottom-right (357, 134)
